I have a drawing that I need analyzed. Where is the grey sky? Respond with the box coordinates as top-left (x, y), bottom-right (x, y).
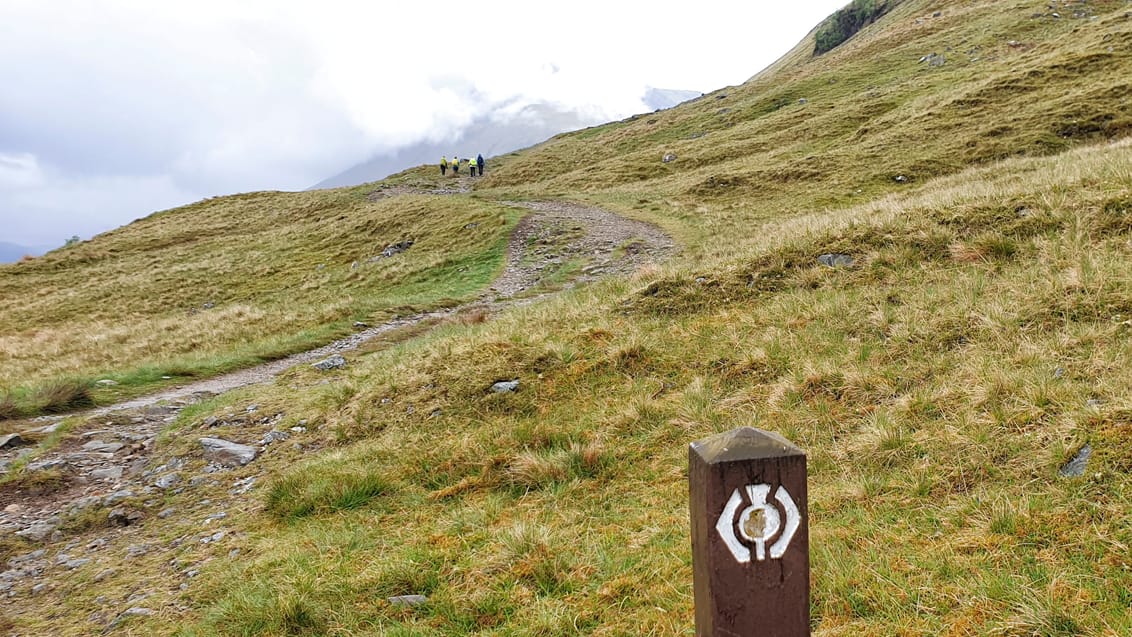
top-left (0, 0), bottom-right (847, 246)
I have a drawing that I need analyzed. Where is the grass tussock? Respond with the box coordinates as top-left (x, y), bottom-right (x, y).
top-left (265, 453), bottom-right (392, 521)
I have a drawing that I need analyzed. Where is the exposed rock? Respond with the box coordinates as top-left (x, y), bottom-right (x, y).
top-left (0, 433), bottom-right (27, 450)
top-left (375, 239), bottom-right (414, 259)
top-left (491, 380), bottom-right (520, 393)
top-left (1060, 445), bottom-right (1092, 477)
top-left (26, 423), bottom-right (62, 435)
top-left (353, 321), bottom-right (369, 328)
top-left (157, 507), bottom-right (176, 519)
top-left (260, 431), bottom-right (289, 445)
top-left (95, 379), bottom-right (119, 387)
top-left (82, 440), bottom-right (125, 454)
top-left (388, 594), bottom-right (429, 607)
top-left (103, 490), bottom-right (135, 506)
top-left (231, 476), bottom-right (257, 495)
top-left (108, 507), bottom-right (143, 527)
top-left (28, 458), bottom-right (68, 472)
top-left (662, 153), bottom-right (677, 163)
top-left (153, 473), bottom-right (181, 489)
top-left (126, 544), bottom-right (149, 558)
top-left (64, 558), bottom-right (90, 570)
top-left (312, 354), bottom-right (347, 371)
top-left (798, 98), bottom-right (808, 104)
top-left (91, 466), bottom-right (124, 481)
top-left (199, 438), bottom-right (258, 466)
top-left (94, 568), bottom-right (117, 582)
top-left (894, 174), bottom-right (909, 183)
top-left (15, 521), bottom-right (57, 542)
top-left (817, 254), bottom-right (855, 267)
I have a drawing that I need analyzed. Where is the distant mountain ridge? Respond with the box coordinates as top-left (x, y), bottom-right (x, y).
top-left (311, 88), bottom-right (700, 190)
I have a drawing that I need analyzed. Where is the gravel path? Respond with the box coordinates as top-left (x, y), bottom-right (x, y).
top-left (45, 200), bottom-right (675, 419)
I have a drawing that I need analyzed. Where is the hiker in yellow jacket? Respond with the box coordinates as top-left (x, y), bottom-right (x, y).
top-left (440, 156), bottom-right (447, 176)
top-left (468, 156), bottom-right (476, 177)
top-left (452, 156), bottom-right (459, 175)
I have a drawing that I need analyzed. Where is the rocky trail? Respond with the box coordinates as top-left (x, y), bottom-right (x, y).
top-left (0, 199), bottom-right (673, 622)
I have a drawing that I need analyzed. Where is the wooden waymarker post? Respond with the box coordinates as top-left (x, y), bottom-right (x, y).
top-left (689, 427), bottom-right (809, 636)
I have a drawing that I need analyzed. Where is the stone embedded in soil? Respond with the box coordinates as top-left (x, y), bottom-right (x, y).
top-left (153, 473), bottom-right (181, 489)
top-left (199, 438), bottom-right (257, 466)
top-left (15, 522), bottom-right (57, 542)
top-left (108, 507), bottom-right (143, 527)
top-left (312, 354), bottom-right (347, 371)
top-left (817, 253), bottom-right (855, 267)
top-left (1059, 444), bottom-right (1092, 478)
top-left (388, 594), bottom-right (429, 607)
top-left (91, 466), bottom-right (124, 481)
top-left (0, 433), bottom-right (27, 450)
top-left (82, 440), bottom-right (125, 454)
top-left (491, 380), bottom-right (520, 393)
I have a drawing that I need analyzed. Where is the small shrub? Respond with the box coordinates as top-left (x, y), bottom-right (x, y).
top-left (814, 0), bottom-right (894, 55)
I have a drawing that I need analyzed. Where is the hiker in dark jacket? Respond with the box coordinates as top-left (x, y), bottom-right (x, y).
top-left (476, 154), bottom-right (485, 175)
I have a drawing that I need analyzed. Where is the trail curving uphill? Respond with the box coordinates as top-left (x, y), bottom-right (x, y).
top-left (54, 200), bottom-right (674, 418)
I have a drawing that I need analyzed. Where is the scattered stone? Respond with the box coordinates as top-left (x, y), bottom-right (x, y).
top-left (388, 594), bottom-right (429, 607)
top-left (1087, 398), bottom-right (1105, 408)
top-left (1060, 444), bottom-right (1093, 478)
top-left (64, 558), bottom-right (91, 570)
top-left (1053, 367), bottom-right (1065, 379)
top-left (246, 404), bottom-right (258, 413)
top-left (28, 458), bottom-right (68, 474)
top-left (662, 153), bottom-right (677, 163)
top-left (491, 380), bottom-right (520, 393)
top-left (199, 438), bottom-right (258, 466)
top-left (290, 426), bottom-right (307, 434)
top-left (202, 416), bottom-right (219, 428)
top-left (353, 321), bottom-right (369, 328)
top-left (204, 512), bottom-right (228, 523)
top-left (82, 440), bottom-right (125, 454)
top-left (31, 583), bottom-right (48, 595)
top-left (15, 522), bottom-right (57, 542)
top-left (108, 507), bottom-right (143, 527)
top-left (379, 240), bottom-right (414, 259)
top-left (158, 507), bottom-right (177, 519)
top-left (27, 423), bottom-right (62, 435)
top-left (260, 431), bottom-right (289, 445)
top-left (122, 607), bottom-right (154, 617)
top-left (312, 354), bottom-right (347, 371)
top-left (153, 472), bottom-right (180, 490)
top-left (0, 433), bottom-right (27, 450)
top-left (894, 175), bottom-right (909, 183)
top-left (798, 98), bottom-right (808, 104)
top-left (231, 476), bottom-right (257, 495)
top-left (4, 503), bottom-right (25, 514)
top-left (932, 10), bottom-right (942, 17)
top-left (126, 545), bottom-right (149, 558)
top-left (817, 253), bottom-right (855, 267)
top-left (228, 549), bottom-right (241, 559)
top-left (91, 466), bottom-right (124, 481)
top-left (95, 379), bottom-right (119, 387)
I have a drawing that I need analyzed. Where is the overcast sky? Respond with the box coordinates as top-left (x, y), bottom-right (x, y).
top-left (0, 0), bottom-right (847, 247)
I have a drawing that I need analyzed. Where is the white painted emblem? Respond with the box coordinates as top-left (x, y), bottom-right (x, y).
top-left (716, 484), bottom-right (800, 563)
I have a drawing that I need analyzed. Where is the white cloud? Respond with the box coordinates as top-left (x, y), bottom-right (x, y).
top-left (0, 0), bottom-right (847, 244)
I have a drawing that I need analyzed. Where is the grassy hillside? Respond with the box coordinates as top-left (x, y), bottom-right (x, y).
top-left (0, 181), bottom-right (520, 416)
top-left (3, 0), bottom-right (1132, 635)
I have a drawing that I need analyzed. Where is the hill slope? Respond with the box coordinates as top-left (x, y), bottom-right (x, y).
top-left (2, 0), bottom-right (1132, 635)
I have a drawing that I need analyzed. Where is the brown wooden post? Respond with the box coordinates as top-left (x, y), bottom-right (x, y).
top-left (689, 427), bottom-right (809, 636)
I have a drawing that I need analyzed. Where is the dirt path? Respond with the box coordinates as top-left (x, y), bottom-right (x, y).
top-left (0, 198), bottom-right (673, 512)
top-left (69, 200), bottom-right (672, 417)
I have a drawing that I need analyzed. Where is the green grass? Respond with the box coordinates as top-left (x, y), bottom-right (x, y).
top-left (5, 0), bottom-right (1132, 635)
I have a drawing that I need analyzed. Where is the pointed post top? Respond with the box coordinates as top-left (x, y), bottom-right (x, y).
top-left (690, 427), bottom-right (805, 465)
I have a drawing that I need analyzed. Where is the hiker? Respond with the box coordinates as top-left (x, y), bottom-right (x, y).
top-left (468, 156), bottom-right (476, 177)
top-left (452, 156), bottom-right (459, 175)
top-left (440, 156), bottom-right (447, 176)
top-left (476, 153), bottom-right (485, 175)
